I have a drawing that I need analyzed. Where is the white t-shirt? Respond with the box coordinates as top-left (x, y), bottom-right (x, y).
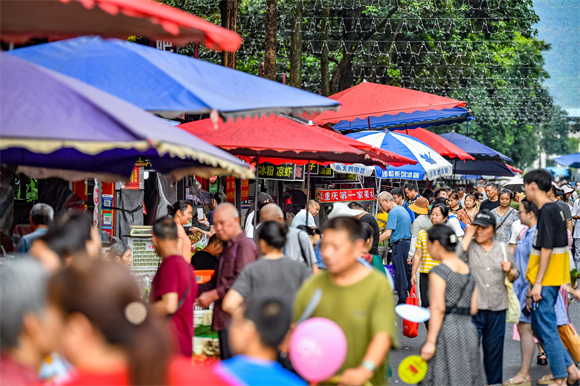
top-left (572, 200), bottom-right (580, 238)
top-left (244, 211), bottom-right (255, 238)
top-left (290, 209), bottom-right (316, 228)
top-left (446, 216), bottom-right (465, 237)
top-left (509, 219), bottom-right (524, 244)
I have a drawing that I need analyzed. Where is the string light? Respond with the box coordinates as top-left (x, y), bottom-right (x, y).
top-left (182, 0), bottom-right (579, 125)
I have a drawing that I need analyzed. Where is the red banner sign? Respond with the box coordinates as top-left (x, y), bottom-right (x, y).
top-left (317, 188), bottom-right (375, 203)
top-left (225, 176), bottom-right (236, 203)
top-left (241, 179), bottom-right (249, 201)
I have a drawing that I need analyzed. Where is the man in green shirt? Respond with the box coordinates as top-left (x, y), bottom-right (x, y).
top-left (293, 217), bottom-right (398, 386)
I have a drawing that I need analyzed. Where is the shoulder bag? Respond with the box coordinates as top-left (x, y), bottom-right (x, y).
top-left (500, 243), bottom-right (521, 323)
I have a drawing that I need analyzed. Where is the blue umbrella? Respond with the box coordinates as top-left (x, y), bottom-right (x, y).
top-left (554, 153), bottom-right (580, 168)
top-left (333, 107), bottom-right (474, 131)
top-left (544, 167), bottom-right (571, 178)
top-left (347, 131), bottom-right (453, 180)
top-left (0, 53), bottom-right (254, 182)
top-left (9, 36), bottom-right (339, 120)
top-left (439, 132), bottom-right (512, 162)
top-left (450, 159), bottom-right (514, 177)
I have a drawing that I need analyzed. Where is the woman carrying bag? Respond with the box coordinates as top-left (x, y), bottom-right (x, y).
top-left (492, 189), bottom-right (520, 244)
top-left (459, 210), bottom-right (520, 386)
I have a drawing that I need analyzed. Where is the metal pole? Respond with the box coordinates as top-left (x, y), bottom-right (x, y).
top-left (375, 177), bottom-right (382, 218)
top-left (97, 179), bottom-right (102, 232)
top-left (305, 160), bottom-right (311, 226)
top-left (253, 156), bottom-right (261, 228)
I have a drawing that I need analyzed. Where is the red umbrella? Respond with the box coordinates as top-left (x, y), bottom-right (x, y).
top-left (179, 116), bottom-right (415, 167)
top-left (392, 127), bottom-right (474, 161)
top-left (180, 115), bottom-right (416, 227)
top-left (507, 164), bottom-right (523, 175)
top-left (304, 81), bottom-right (466, 126)
top-left (0, 0), bottom-right (241, 51)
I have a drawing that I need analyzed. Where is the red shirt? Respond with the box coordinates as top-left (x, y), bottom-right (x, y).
top-left (150, 255), bottom-right (197, 357)
top-left (60, 358), bottom-right (232, 385)
top-left (0, 354), bottom-right (39, 385)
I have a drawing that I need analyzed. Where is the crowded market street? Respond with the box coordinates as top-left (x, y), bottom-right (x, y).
top-left (1, 1), bottom-right (580, 386)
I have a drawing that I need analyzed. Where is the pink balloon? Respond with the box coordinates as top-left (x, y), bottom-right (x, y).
top-left (289, 317), bottom-right (348, 383)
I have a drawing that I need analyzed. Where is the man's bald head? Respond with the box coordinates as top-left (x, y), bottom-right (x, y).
top-left (260, 203), bottom-right (284, 224)
top-left (214, 202), bottom-right (239, 219)
top-left (213, 202), bottom-right (241, 241)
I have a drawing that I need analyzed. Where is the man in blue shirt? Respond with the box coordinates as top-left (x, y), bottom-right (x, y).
top-left (378, 192), bottom-right (412, 304)
top-left (217, 295), bottom-right (306, 386)
top-left (17, 203), bottom-right (53, 254)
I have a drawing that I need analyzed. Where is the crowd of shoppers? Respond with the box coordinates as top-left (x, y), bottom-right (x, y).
top-left (3, 168), bottom-right (579, 386)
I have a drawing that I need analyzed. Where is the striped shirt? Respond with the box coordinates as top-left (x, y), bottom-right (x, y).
top-left (416, 229), bottom-right (440, 273)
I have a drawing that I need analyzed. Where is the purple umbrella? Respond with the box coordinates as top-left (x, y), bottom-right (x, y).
top-left (0, 53), bottom-right (254, 182)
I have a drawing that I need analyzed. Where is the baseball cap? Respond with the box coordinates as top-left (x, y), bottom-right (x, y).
top-left (561, 185), bottom-right (574, 194)
top-left (471, 209), bottom-right (497, 228)
top-left (327, 202), bottom-right (363, 219)
top-left (409, 197), bottom-right (429, 215)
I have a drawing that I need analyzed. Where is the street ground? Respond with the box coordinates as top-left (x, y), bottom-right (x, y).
top-left (388, 299), bottom-right (580, 386)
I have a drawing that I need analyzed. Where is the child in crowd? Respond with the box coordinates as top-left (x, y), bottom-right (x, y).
top-left (217, 295), bottom-right (306, 386)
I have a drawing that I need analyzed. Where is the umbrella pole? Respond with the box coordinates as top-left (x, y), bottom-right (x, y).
top-left (305, 160), bottom-right (311, 227)
top-left (375, 178), bottom-right (382, 217)
top-left (253, 156), bottom-right (261, 228)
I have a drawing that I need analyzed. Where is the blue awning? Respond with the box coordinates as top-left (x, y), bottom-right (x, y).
top-left (553, 153), bottom-right (580, 168)
top-left (544, 167), bottom-right (571, 178)
top-left (332, 107), bottom-right (473, 132)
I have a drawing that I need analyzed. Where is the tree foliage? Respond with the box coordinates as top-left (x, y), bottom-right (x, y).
top-left (160, 0), bottom-right (574, 168)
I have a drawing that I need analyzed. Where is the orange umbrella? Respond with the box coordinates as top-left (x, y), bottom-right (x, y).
top-left (0, 0), bottom-right (241, 51)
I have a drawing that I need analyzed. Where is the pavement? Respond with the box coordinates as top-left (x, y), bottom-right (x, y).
top-left (388, 298), bottom-right (580, 386)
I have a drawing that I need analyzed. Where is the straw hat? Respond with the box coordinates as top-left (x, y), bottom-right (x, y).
top-left (409, 197), bottom-right (429, 215)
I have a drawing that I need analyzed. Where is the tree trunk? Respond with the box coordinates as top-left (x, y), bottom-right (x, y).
top-left (289, 1), bottom-right (303, 88)
top-left (330, 6), bottom-right (398, 93)
top-left (320, 6), bottom-right (330, 96)
top-left (263, 0), bottom-right (278, 80)
top-left (219, 0), bottom-right (238, 69)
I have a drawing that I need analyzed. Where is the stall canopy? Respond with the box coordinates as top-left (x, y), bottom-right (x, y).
top-left (10, 36), bottom-right (339, 121)
top-left (347, 131), bottom-right (453, 181)
top-left (0, 0), bottom-right (241, 51)
top-left (507, 164), bottom-right (523, 175)
top-left (544, 167), bottom-right (571, 179)
top-left (437, 132), bottom-right (514, 177)
top-left (392, 128), bottom-right (474, 160)
top-left (179, 116), bottom-right (415, 167)
top-left (554, 153), bottom-right (580, 168)
top-left (439, 132), bottom-right (512, 162)
top-left (450, 159), bottom-right (514, 177)
top-left (302, 81), bottom-right (472, 131)
top-left (0, 54), bottom-right (254, 182)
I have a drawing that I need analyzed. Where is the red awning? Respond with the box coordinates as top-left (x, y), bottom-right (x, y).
top-left (507, 164), bottom-right (523, 174)
top-left (392, 128), bottom-right (474, 161)
top-left (0, 0), bottom-right (242, 51)
top-left (304, 81), bottom-right (466, 125)
top-left (179, 116), bottom-right (416, 167)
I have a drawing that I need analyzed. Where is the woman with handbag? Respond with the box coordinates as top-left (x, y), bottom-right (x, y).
top-left (458, 210), bottom-right (520, 386)
top-left (419, 224), bottom-right (486, 386)
top-left (492, 189), bottom-right (520, 244)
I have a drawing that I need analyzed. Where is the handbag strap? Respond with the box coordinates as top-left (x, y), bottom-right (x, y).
top-left (410, 284), bottom-right (417, 298)
top-left (168, 283), bottom-right (190, 320)
top-left (500, 243), bottom-right (507, 262)
top-left (496, 207), bottom-right (514, 231)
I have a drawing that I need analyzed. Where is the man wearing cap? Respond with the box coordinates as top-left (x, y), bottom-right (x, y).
top-left (407, 197), bottom-right (432, 262)
top-left (378, 192), bottom-right (412, 304)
